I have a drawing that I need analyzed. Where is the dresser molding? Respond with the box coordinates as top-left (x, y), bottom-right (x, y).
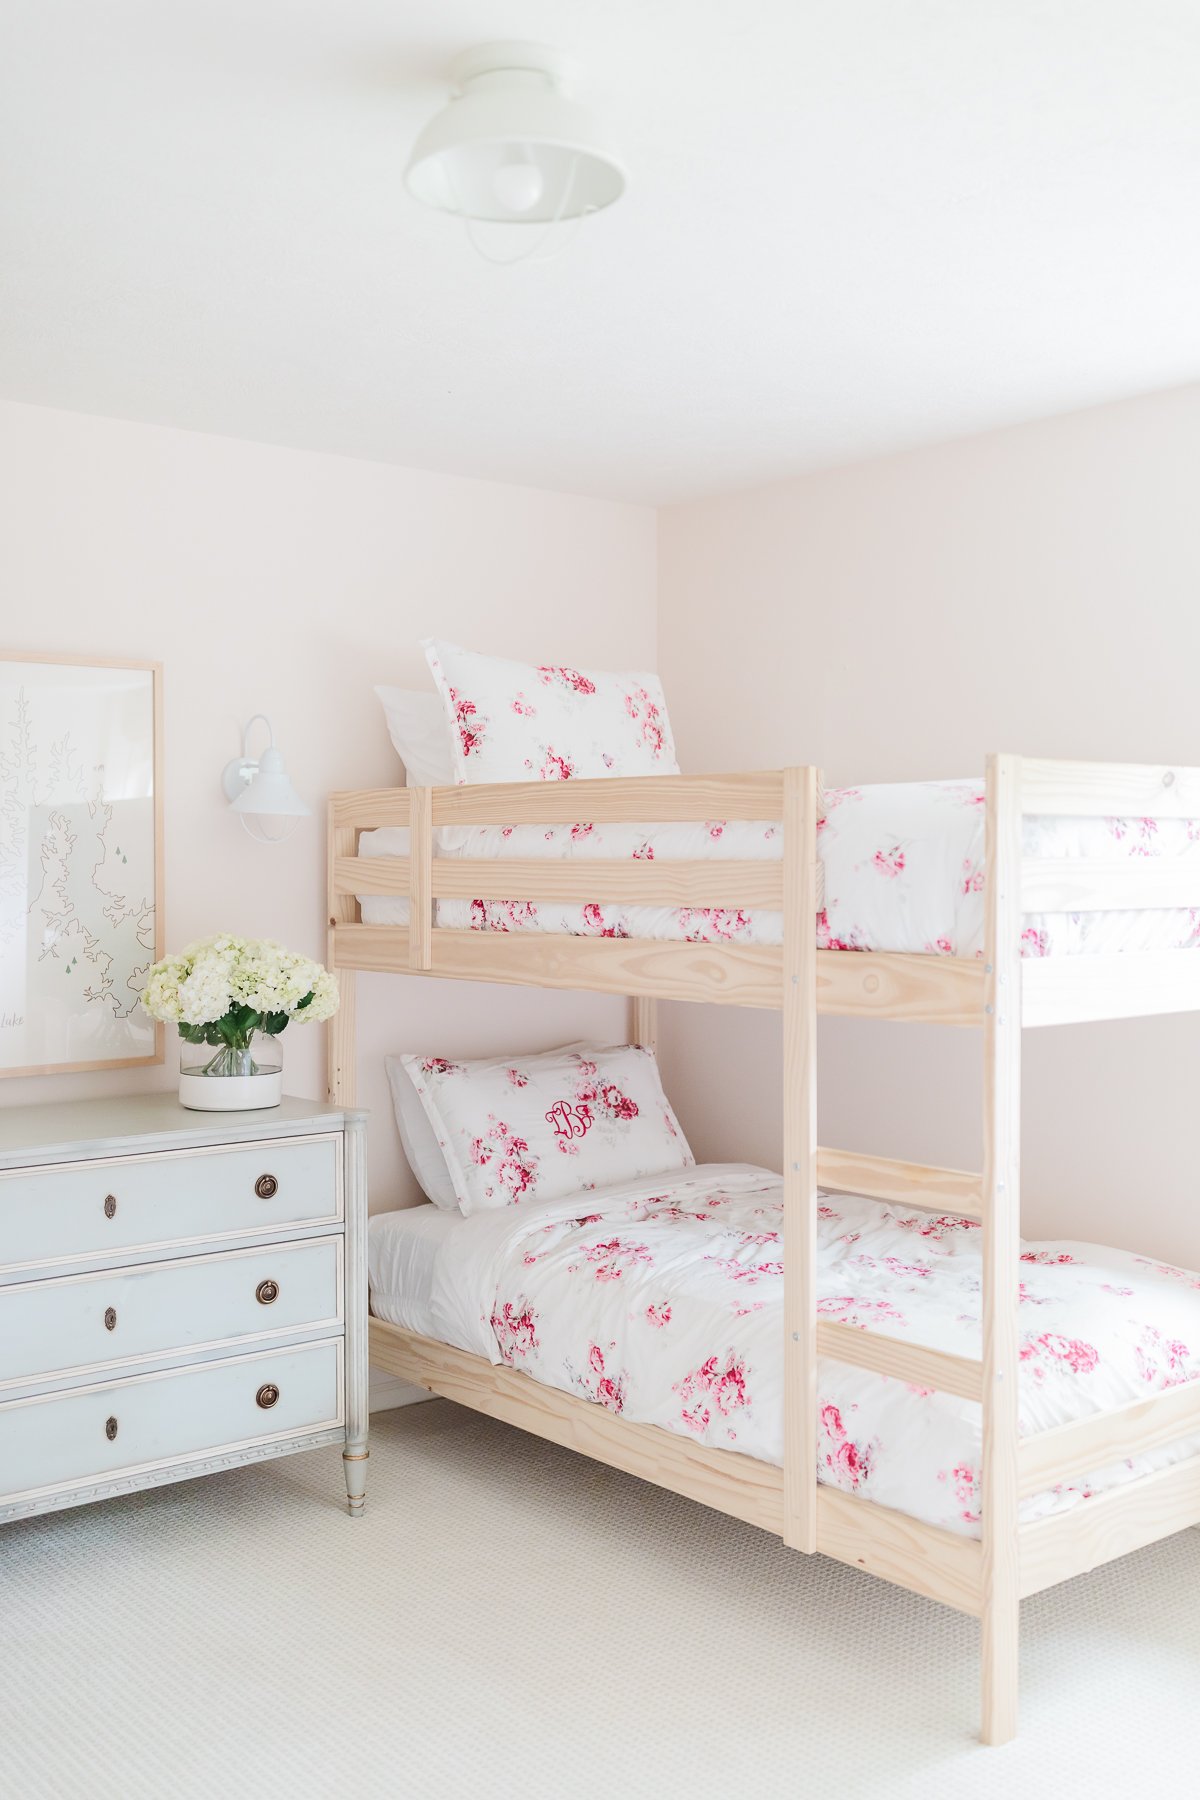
top-left (0, 1094), bottom-right (368, 1523)
top-left (0, 1427), bottom-right (349, 1525)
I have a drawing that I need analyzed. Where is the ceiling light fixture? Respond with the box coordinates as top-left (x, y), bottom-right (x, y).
top-left (405, 41), bottom-right (626, 263)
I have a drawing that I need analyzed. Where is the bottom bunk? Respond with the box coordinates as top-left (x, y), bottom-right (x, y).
top-left (371, 1314), bottom-right (1200, 1615)
top-left (367, 1165), bottom-right (1200, 1609)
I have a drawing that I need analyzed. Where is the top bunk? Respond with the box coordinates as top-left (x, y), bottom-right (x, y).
top-left (327, 754), bottom-right (1200, 1030)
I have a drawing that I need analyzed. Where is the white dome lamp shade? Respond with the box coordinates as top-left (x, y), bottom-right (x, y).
top-left (221, 715), bottom-right (311, 845)
top-left (405, 42), bottom-right (626, 253)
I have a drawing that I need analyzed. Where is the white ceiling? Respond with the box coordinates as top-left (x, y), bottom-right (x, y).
top-left (4, 1), bottom-right (1200, 504)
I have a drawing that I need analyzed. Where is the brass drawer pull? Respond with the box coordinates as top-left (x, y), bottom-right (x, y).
top-left (254, 1174), bottom-right (278, 1200)
top-left (255, 1279), bottom-right (279, 1306)
top-left (103, 1194), bottom-right (117, 1219)
top-left (104, 1306), bottom-right (117, 1332)
top-left (256, 1383), bottom-right (280, 1410)
top-left (105, 1416), bottom-right (118, 1441)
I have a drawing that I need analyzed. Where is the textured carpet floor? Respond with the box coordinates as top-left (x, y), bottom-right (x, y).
top-left (3, 1399), bottom-right (1199, 1799)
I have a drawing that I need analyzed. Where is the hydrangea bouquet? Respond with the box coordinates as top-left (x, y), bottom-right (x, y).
top-left (141, 935), bottom-right (339, 1080)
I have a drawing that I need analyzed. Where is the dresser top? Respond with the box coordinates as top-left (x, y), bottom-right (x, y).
top-left (0, 1093), bottom-right (363, 1169)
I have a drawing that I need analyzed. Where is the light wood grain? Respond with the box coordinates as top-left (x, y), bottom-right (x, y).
top-left (816, 949), bottom-right (985, 1024)
top-left (980, 752), bottom-right (1023, 1746)
top-left (429, 770), bottom-right (786, 826)
top-left (368, 1316), bottom-right (984, 1614)
top-left (783, 768), bottom-right (819, 1554)
top-left (630, 996), bottom-right (658, 1050)
top-left (1021, 856), bottom-right (1200, 913)
top-left (408, 788), bottom-right (433, 971)
top-left (337, 852), bottom-right (786, 908)
top-left (331, 921), bottom-right (992, 1022)
top-left (1022, 757), bottom-right (1200, 819)
top-left (326, 807), bottom-right (358, 1106)
top-left (1019, 1452), bottom-right (1200, 1597)
top-left (368, 1318), bottom-right (784, 1533)
top-left (331, 924), bottom-right (411, 975)
top-left (429, 930), bottom-right (785, 1006)
top-left (330, 789), bottom-right (413, 829)
top-left (816, 1484), bottom-right (984, 1616)
top-left (1022, 950), bottom-right (1200, 1026)
top-left (1018, 1376), bottom-right (1200, 1500)
top-left (817, 1148), bottom-right (983, 1219)
top-left (817, 1320), bottom-right (983, 1402)
top-left (333, 854), bottom-right (410, 896)
top-left (430, 856), bottom-right (785, 908)
top-left (333, 924), bottom-right (785, 1007)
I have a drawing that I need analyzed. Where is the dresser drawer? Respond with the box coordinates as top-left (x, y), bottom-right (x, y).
top-left (0, 1237), bottom-right (342, 1390)
top-left (0, 1340), bottom-right (343, 1504)
top-left (0, 1135), bottom-right (341, 1277)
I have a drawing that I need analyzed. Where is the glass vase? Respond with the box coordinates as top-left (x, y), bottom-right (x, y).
top-left (178, 1031), bottom-right (283, 1112)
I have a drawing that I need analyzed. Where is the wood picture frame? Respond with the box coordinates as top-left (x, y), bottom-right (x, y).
top-left (0, 650), bottom-right (163, 1077)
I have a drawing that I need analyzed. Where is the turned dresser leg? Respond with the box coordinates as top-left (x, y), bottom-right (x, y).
top-left (343, 1444), bottom-right (368, 1517)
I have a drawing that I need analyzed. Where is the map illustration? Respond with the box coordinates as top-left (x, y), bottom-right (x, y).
top-left (0, 661), bottom-right (158, 1072)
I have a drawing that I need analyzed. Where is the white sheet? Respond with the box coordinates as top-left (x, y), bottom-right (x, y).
top-left (368, 1163), bottom-right (1200, 1538)
top-left (368, 1203), bottom-right (463, 1336)
top-left (358, 778), bottom-right (1200, 957)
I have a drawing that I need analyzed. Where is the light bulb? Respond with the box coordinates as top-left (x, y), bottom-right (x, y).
top-left (492, 159), bottom-right (544, 214)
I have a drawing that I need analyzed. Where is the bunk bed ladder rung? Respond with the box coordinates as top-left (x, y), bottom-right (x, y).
top-left (816, 1148), bottom-right (984, 1219)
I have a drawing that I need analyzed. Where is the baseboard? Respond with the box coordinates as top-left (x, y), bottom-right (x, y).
top-left (369, 1368), bottom-right (432, 1414)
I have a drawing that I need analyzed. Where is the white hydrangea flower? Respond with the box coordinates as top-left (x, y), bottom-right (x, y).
top-left (139, 935), bottom-right (338, 1034)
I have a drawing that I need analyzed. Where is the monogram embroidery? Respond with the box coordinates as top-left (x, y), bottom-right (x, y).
top-left (545, 1100), bottom-right (592, 1141)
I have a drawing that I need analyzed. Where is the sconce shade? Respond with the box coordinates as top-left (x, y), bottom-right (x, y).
top-left (222, 718), bottom-right (310, 844)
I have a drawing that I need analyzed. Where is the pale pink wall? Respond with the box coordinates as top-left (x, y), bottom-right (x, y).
top-left (0, 399), bottom-right (656, 1209)
top-left (657, 382), bottom-right (1200, 1268)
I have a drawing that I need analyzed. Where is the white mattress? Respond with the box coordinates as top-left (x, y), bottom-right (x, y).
top-left (367, 1164), bottom-right (1200, 1540)
top-left (358, 778), bottom-right (1200, 958)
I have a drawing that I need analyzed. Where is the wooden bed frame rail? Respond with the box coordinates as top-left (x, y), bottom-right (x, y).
top-left (329, 753), bottom-right (1200, 1746)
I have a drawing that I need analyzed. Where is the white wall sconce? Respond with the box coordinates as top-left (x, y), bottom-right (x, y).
top-left (221, 715), bottom-right (311, 844)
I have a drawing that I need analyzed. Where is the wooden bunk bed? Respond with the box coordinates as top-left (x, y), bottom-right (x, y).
top-left (326, 754), bottom-right (1200, 1745)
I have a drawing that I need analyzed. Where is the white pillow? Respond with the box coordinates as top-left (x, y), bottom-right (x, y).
top-left (398, 1043), bottom-right (694, 1216)
top-left (385, 1055), bottom-right (460, 1209)
top-left (374, 687), bottom-right (455, 787)
top-left (422, 638), bottom-right (680, 785)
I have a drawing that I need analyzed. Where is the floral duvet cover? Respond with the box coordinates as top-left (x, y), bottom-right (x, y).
top-left (385, 1163), bottom-right (1200, 1537)
top-left (358, 779), bottom-right (1200, 957)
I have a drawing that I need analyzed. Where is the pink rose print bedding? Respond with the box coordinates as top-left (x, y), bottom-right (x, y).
top-left (398, 1043), bottom-right (693, 1216)
top-left (360, 778), bottom-right (1200, 958)
top-left (423, 638), bottom-right (680, 785)
top-left (369, 1164), bottom-right (1200, 1538)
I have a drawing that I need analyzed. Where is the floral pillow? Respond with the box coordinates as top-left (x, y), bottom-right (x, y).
top-left (398, 1043), bottom-right (694, 1216)
top-left (422, 638), bottom-right (680, 784)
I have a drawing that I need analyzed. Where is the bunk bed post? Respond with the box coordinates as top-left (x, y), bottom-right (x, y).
top-left (408, 787), bottom-right (433, 970)
top-left (782, 765), bottom-right (820, 1554)
top-left (980, 752), bottom-right (1023, 1744)
top-left (630, 996), bottom-right (658, 1050)
top-left (327, 799), bottom-right (358, 1106)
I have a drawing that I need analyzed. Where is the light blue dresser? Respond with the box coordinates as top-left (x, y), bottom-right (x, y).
top-left (0, 1094), bottom-right (367, 1523)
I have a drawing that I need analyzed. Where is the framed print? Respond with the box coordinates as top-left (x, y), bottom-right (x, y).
top-left (0, 652), bottom-right (163, 1076)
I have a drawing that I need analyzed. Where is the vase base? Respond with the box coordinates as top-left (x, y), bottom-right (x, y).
top-left (178, 1071), bottom-right (284, 1112)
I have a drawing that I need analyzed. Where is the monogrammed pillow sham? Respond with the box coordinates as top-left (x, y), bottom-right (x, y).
top-left (397, 1043), bottom-right (694, 1216)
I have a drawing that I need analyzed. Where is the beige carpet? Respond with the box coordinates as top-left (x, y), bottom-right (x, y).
top-left (3, 1399), bottom-right (1199, 1799)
